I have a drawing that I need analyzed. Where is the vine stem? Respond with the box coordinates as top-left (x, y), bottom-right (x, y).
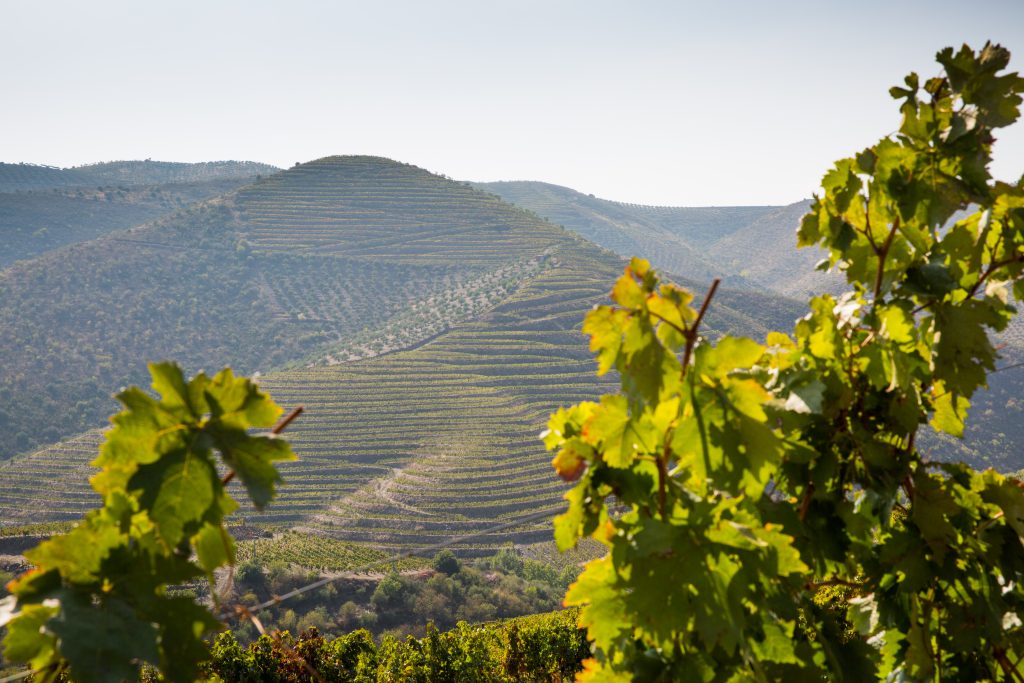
top-left (994, 647), bottom-right (1024, 683)
top-left (873, 217), bottom-right (900, 302)
top-left (657, 434), bottom-right (670, 520)
top-left (643, 279), bottom-right (722, 520)
top-left (798, 483), bottom-right (815, 521)
top-left (967, 252), bottom-right (1024, 299)
top-left (271, 405), bottom-right (305, 435)
top-left (659, 278), bottom-right (720, 516)
top-left (647, 310), bottom-right (687, 336)
top-left (681, 278), bottom-right (721, 374)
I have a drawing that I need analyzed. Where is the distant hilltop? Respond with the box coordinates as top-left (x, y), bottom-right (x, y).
top-left (0, 159), bottom-right (280, 192)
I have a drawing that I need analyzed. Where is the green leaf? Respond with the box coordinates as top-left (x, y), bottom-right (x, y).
top-left (24, 520), bottom-right (124, 584)
top-left (847, 594), bottom-right (880, 635)
top-left (206, 426), bottom-right (295, 509)
top-left (205, 367), bottom-right (282, 429)
top-left (192, 522), bottom-right (235, 576)
top-left (1, 365), bottom-right (295, 683)
top-left (129, 448), bottom-right (217, 546)
top-left (49, 593), bottom-right (159, 683)
top-left (91, 387), bottom-right (184, 495)
top-left (155, 597), bottom-right (223, 682)
top-left (2, 602), bottom-right (60, 671)
top-left (554, 485), bottom-right (588, 551)
top-left (149, 361), bottom-right (199, 421)
top-left (566, 556), bottom-right (629, 651)
top-left (751, 620), bottom-right (799, 664)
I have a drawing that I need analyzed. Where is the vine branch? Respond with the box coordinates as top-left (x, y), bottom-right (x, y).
top-left (873, 217), bottom-right (900, 302)
top-left (681, 278), bottom-right (720, 373)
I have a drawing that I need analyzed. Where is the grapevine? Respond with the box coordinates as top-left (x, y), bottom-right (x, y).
top-left (546, 42), bottom-right (1024, 681)
top-left (0, 363), bottom-right (296, 682)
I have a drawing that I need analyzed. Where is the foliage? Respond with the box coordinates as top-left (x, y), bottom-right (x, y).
top-left (0, 363), bottom-right (295, 682)
top-left (545, 43), bottom-right (1024, 680)
top-left (226, 548), bottom-right (579, 641)
top-left (431, 550), bottom-right (461, 576)
top-left (206, 609), bottom-right (588, 682)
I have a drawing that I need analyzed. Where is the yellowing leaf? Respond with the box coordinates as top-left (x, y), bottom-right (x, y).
top-left (552, 442), bottom-right (588, 482)
top-left (878, 304), bottom-right (915, 344)
top-left (611, 271), bottom-right (645, 308)
top-left (576, 657), bottom-right (632, 683)
top-left (583, 306), bottom-right (625, 376)
top-left (699, 336), bottom-right (764, 379)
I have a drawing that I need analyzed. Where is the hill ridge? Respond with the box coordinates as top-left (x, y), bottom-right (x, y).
top-left (0, 159), bottom-right (279, 193)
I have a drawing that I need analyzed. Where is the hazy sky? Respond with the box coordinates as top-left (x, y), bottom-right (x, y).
top-left (3, 0), bottom-right (1023, 205)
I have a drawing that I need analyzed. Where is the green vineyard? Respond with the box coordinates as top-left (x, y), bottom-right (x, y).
top-left (3, 153), bottom-right (1016, 572)
top-left (0, 157), bottom-right (805, 562)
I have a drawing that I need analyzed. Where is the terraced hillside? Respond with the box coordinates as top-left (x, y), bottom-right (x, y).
top-left (0, 238), bottom-right (804, 554)
top-left (235, 158), bottom-right (568, 265)
top-left (0, 157), bottom-right (813, 557)
top-left (474, 181), bottom-right (832, 296)
top-left (5, 156), bottom-right (1018, 563)
top-left (1, 177), bottom-right (276, 268)
top-left (0, 157), bottom-right (590, 459)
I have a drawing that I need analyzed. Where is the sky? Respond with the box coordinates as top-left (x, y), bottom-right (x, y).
top-left (3, 0), bottom-right (1024, 206)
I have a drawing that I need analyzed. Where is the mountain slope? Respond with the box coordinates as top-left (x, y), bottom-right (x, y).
top-left (0, 157), bottom-right (580, 458)
top-left (473, 181), bottom-right (832, 295)
top-left (0, 231), bottom-right (801, 551)
top-left (0, 157), bottom-right (807, 555)
top-left (0, 177), bottom-right (274, 268)
top-left (472, 181), bottom-right (772, 285)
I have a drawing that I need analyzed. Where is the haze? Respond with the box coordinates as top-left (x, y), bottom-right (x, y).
top-left (3, 0), bottom-right (1023, 205)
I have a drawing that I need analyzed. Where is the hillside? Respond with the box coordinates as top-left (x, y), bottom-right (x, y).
top-left (473, 181), bottom-right (768, 287)
top-left (0, 156), bottom-right (806, 557)
top-left (5, 156), bottom-right (1018, 563)
top-left (473, 181), bottom-right (834, 296)
top-left (0, 157), bottom-right (570, 458)
top-left (0, 160), bottom-right (278, 192)
top-left (0, 177), bottom-right (275, 268)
